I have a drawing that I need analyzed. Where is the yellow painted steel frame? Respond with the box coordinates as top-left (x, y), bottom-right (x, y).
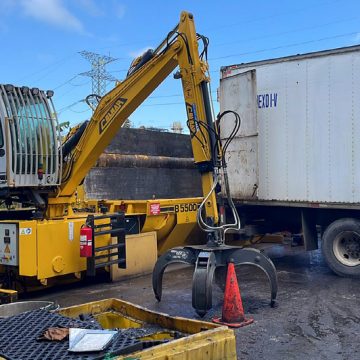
top-left (14, 197), bottom-right (203, 283)
top-left (48, 11), bottom-right (218, 225)
top-left (90, 197), bottom-right (205, 253)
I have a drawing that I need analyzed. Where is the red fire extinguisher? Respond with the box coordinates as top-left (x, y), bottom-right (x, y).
top-left (80, 225), bottom-right (93, 257)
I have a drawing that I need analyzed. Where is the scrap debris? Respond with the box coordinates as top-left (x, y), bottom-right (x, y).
top-left (37, 327), bottom-right (70, 342)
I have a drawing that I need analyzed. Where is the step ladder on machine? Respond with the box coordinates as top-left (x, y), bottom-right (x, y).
top-left (85, 213), bottom-right (126, 277)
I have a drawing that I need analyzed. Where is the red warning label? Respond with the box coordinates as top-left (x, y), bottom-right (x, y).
top-left (150, 203), bottom-right (161, 215)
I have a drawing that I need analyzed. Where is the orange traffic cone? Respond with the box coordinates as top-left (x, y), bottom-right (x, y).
top-left (213, 262), bottom-right (254, 328)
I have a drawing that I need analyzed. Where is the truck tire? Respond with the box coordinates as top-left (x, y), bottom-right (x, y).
top-left (322, 218), bottom-right (360, 278)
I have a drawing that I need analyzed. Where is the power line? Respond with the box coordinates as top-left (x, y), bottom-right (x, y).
top-left (53, 75), bottom-right (79, 90)
top-left (213, 16), bottom-right (358, 48)
top-left (148, 91), bottom-right (217, 99)
top-left (14, 0), bottom-right (343, 86)
top-left (105, 30), bottom-right (359, 102)
top-left (53, 73), bottom-right (101, 91)
top-left (68, 107), bottom-right (91, 114)
top-left (68, 79), bottom-right (91, 87)
top-left (55, 11), bottom-right (358, 111)
top-left (90, 0), bottom-right (342, 52)
top-left (209, 31), bottom-right (359, 61)
top-left (17, 54), bottom-right (76, 82)
top-left (103, 31), bottom-right (359, 107)
top-left (57, 30), bottom-right (359, 110)
top-left (55, 79), bottom-right (91, 100)
top-left (137, 31), bottom-right (360, 103)
top-left (204, 0), bottom-right (342, 32)
top-left (142, 102), bottom-right (183, 107)
top-left (57, 99), bottom-right (85, 114)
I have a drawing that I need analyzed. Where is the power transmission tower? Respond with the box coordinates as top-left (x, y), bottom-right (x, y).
top-left (79, 50), bottom-right (117, 109)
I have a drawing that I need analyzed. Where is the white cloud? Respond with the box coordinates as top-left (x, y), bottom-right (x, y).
top-left (0, 0), bottom-right (15, 13)
top-left (19, 0), bottom-right (84, 33)
top-left (0, 0), bottom-right (15, 30)
top-left (114, 3), bottom-right (126, 19)
top-left (77, 0), bottom-right (104, 17)
top-left (129, 46), bottom-right (153, 58)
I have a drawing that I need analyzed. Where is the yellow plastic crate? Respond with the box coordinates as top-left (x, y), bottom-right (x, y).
top-left (58, 298), bottom-right (237, 360)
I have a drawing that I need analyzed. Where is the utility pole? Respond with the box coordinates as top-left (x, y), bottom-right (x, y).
top-left (79, 51), bottom-right (117, 110)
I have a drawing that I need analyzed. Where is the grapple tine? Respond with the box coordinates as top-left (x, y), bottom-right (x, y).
top-left (152, 247), bottom-right (197, 301)
top-left (152, 244), bottom-right (278, 316)
top-left (229, 248), bottom-right (278, 306)
top-left (192, 251), bottom-right (216, 317)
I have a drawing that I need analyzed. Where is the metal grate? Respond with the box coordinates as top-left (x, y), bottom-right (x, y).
top-left (0, 309), bottom-right (141, 360)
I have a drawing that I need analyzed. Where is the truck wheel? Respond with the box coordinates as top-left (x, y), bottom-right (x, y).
top-left (322, 218), bottom-right (360, 278)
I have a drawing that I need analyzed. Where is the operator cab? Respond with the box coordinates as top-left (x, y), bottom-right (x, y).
top-left (0, 84), bottom-right (61, 204)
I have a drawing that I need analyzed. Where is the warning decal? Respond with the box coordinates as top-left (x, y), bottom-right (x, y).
top-left (4, 244), bottom-right (10, 253)
top-left (20, 228), bottom-right (32, 235)
top-left (149, 203), bottom-right (161, 215)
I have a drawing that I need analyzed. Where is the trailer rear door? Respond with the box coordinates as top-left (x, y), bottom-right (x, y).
top-left (219, 69), bottom-right (258, 199)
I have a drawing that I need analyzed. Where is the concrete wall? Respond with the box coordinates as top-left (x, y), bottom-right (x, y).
top-left (84, 128), bottom-right (202, 200)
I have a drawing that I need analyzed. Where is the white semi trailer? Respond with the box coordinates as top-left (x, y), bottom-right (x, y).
top-left (219, 45), bottom-right (360, 278)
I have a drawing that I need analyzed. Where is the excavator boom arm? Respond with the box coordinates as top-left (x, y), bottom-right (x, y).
top-left (56, 11), bottom-right (218, 223)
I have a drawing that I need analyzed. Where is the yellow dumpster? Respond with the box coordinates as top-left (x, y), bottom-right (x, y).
top-left (58, 298), bottom-right (237, 359)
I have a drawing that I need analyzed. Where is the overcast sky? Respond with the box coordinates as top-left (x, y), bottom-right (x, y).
top-left (0, 0), bottom-right (359, 130)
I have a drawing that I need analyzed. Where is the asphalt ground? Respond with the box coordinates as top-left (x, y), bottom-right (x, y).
top-left (31, 245), bottom-right (360, 360)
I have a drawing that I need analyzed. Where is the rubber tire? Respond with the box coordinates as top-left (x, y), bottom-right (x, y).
top-left (322, 218), bottom-right (360, 278)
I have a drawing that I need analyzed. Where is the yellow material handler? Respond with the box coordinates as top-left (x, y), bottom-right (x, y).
top-left (0, 12), bottom-right (277, 315)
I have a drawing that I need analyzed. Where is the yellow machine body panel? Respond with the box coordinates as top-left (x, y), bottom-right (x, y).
top-left (4, 197), bottom-right (202, 284)
top-left (15, 216), bottom-right (111, 280)
top-left (94, 197), bottom-right (203, 253)
top-left (36, 218), bottom-right (87, 280)
top-left (110, 231), bottom-right (158, 281)
top-left (18, 220), bottom-right (37, 276)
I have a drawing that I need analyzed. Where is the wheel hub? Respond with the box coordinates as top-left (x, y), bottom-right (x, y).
top-left (333, 231), bottom-right (360, 266)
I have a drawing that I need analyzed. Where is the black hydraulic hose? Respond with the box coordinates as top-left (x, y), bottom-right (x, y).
top-left (127, 49), bottom-right (154, 77)
top-left (200, 81), bottom-right (218, 165)
top-left (62, 120), bottom-right (88, 158)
